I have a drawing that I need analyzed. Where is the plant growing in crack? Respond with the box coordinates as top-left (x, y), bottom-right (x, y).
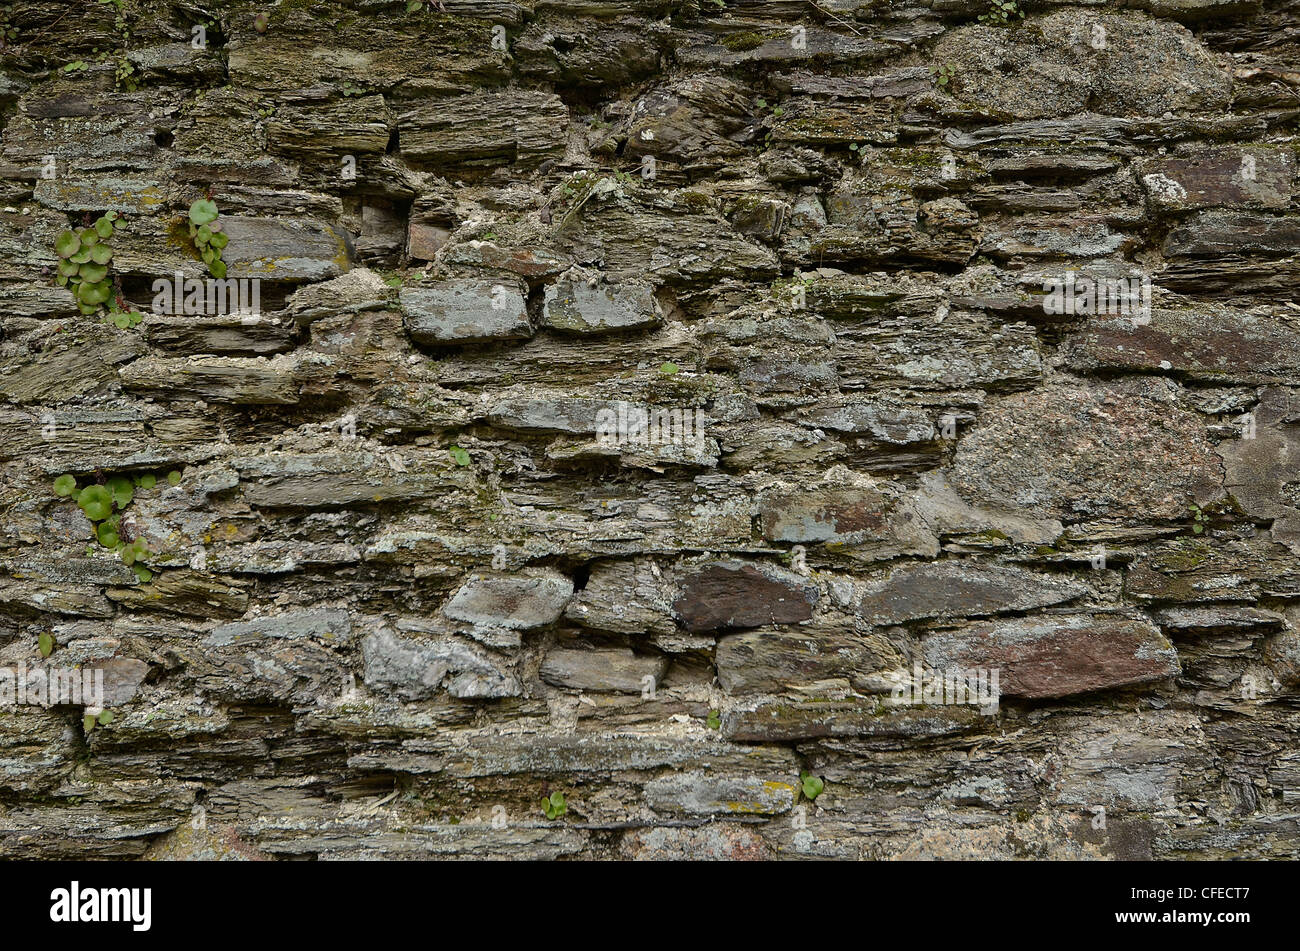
top-left (83, 708), bottom-right (115, 732)
top-left (800, 770), bottom-right (825, 802)
top-left (188, 197), bottom-right (229, 278)
top-left (978, 0), bottom-right (1024, 24)
top-left (53, 469), bottom-right (182, 581)
top-left (0, 4), bottom-right (18, 50)
top-left (930, 64), bottom-right (956, 88)
top-left (52, 212), bottom-right (145, 328)
top-left (541, 790), bottom-right (567, 820)
top-left (100, 0), bottom-right (140, 91)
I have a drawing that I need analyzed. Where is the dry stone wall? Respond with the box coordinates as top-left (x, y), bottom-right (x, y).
top-left (1, 0), bottom-right (1299, 859)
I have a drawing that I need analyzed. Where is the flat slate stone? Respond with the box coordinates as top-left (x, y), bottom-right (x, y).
top-left (539, 647), bottom-right (667, 693)
top-left (442, 569), bottom-right (574, 631)
top-left (841, 561), bottom-right (1087, 625)
top-left (922, 614), bottom-right (1180, 699)
top-left (401, 278), bottom-right (531, 344)
top-left (949, 381), bottom-right (1223, 521)
top-left (541, 274), bottom-right (661, 334)
top-left (672, 560), bottom-right (818, 632)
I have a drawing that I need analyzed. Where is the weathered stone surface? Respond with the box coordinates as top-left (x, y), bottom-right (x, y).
top-left (716, 628), bottom-right (900, 696)
top-left (619, 824), bottom-right (772, 860)
top-left (950, 382), bottom-right (1224, 521)
top-left (1137, 146), bottom-right (1293, 211)
top-left (933, 12), bottom-right (1230, 120)
top-left (922, 615), bottom-right (1181, 699)
top-left (1218, 387), bottom-right (1300, 554)
top-left (3, 0), bottom-right (1298, 863)
top-left (1065, 307), bottom-right (1300, 385)
top-left (643, 772), bottom-right (797, 816)
top-left (397, 91), bottom-right (568, 170)
top-left (1164, 211), bottom-right (1300, 259)
top-left (203, 608), bottom-right (353, 648)
top-left (233, 451), bottom-right (462, 508)
top-left (541, 272), bottom-right (661, 334)
top-left (220, 217), bottom-right (352, 283)
top-left (361, 627), bottom-right (519, 701)
top-left (564, 558), bottom-right (679, 638)
top-left (401, 278), bottom-right (531, 344)
top-left (86, 657), bottom-right (151, 708)
top-left (442, 569), bottom-right (573, 631)
top-left (758, 479), bottom-right (938, 558)
top-left (837, 561), bottom-right (1087, 625)
top-left (540, 647), bottom-right (667, 693)
top-left (672, 561), bottom-right (818, 632)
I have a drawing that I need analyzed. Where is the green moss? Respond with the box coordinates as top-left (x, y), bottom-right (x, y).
top-left (718, 30), bottom-right (778, 52)
top-left (1152, 540), bottom-right (1213, 573)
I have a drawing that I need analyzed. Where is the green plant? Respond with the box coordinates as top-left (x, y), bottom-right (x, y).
top-left (978, 0), bottom-right (1024, 24)
top-left (706, 709), bottom-right (721, 730)
top-left (659, 361), bottom-right (680, 376)
top-left (53, 470), bottom-right (178, 580)
top-left (0, 4), bottom-right (18, 49)
top-left (449, 446), bottom-right (471, 467)
top-left (930, 64), bottom-right (956, 88)
top-left (52, 212), bottom-right (144, 328)
top-left (188, 198), bottom-right (228, 278)
top-left (800, 770), bottom-right (824, 801)
top-left (1189, 504), bottom-right (1209, 535)
top-left (90, 0), bottom-right (141, 92)
top-left (38, 632), bottom-right (55, 658)
top-left (83, 709), bottom-right (115, 732)
top-left (112, 55), bottom-right (139, 92)
top-left (541, 790), bottom-right (567, 820)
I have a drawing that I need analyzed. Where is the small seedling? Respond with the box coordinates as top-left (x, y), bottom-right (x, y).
top-left (38, 632), bottom-right (55, 658)
top-left (83, 709), bottom-right (115, 732)
top-left (449, 446), bottom-right (471, 467)
top-left (0, 4), bottom-right (18, 49)
top-left (706, 709), bottom-right (721, 730)
top-left (978, 0), bottom-right (1024, 24)
top-left (541, 790), bottom-right (567, 820)
top-left (930, 64), bottom-right (956, 88)
top-left (1190, 504), bottom-right (1209, 534)
top-left (800, 771), bottom-right (824, 801)
top-left (659, 361), bottom-right (680, 376)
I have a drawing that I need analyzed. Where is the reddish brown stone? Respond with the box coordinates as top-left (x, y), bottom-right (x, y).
top-left (672, 561), bottom-right (817, 632)
top-left (407, 222), bottom-right (450, 261)
top-left (922, 614), bottom-right (1180, 699)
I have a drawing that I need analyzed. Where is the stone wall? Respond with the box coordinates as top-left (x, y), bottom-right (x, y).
top-left (2, 0), bottom-right (1299, 859)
